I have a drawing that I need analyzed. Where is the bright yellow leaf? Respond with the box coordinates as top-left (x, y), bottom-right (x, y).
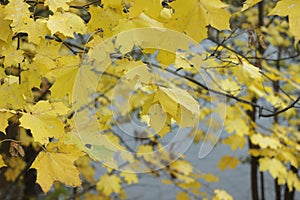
top-left (45, 0), bottom-right (71, 12)
top-left (250, 134), bottom-right (281, 149)
top-left (47, 12), bottom-right (86, 37)
top-left (4, 0), bottom-right (31, 34)
top-left (259, 157), bottom-right (287, 179)
top-left (20, 101), bottom-right (69, 144)
top-left (0, 8), bottom-right (13, 43)
top-left (0, 155), bottom-right (6, 167)
top-left (269, 0), bottom-right (300, 42)
top-left (31, 142), bottom-right (84, 193)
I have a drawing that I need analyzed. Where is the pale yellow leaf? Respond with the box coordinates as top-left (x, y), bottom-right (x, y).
top-left (269, 0), bottom-right (300, 42)
top-left (31, 142), bottom-right (84, 193)
top-left (47, 12), bottom-right (86, 37)
top-left (45, 0), bottom-right (71, 12)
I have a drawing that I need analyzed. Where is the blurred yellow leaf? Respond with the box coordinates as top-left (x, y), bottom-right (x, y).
top-left (0, 155), bottom-right (6, 167)
top-left (176, 191), bottom-right (190, 200)
top-left (97, 174), bottom-right (122, 196)
top-left (120, 172), bottom-right (138, 184)
top-left (241, 0), bottom-right (263, 11)
top-left (5, 157), bottom-right (26, 181)
top-left (217, 155), bottom-right (240, 171)
top-left (213, 189), bottom-right (233, 200)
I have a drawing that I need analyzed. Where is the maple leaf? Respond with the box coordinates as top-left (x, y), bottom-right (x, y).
top-left (120, 172), bottom-right (138, 184)
top-left (269, 0), bottom-right (300, 42)
top-left (3, 0), bottom-right (31, 34)
top-left (250, 134), bottom-right (281, 149)
top-left (0, 8), bottom-right (13, 43)
top-left (213, 189), bottom-right (233, 200)
top-left (0, 155), bottom-right (6, 167)
top-left (0, 111), bottom-right (13, 134)
top-left (259, 157), bottom-right (287, 179)
top-left (166, 0), bottom-right (231, 41)
top-left (217, 155), bottom-right (240, 171)
top-left (31, 142), bottom-right (84, 193)
top-left (241, 0), bottom-right (263, 11)
top-left (45, 0), bottom-right (71, 12)
top-left (97, 174), bottom-right (122, 196)
top-left (222, 135), bottom-right (246, 151)
top-left (20, 101), bottom-right (70, 144)
top-left (47, 12), bottom-right (86, 37)
top-left (176, 191), bottom-right (189, 200)
top-left (153, 85), bottom-right (200, 127)
top-left (170, 160), bottom-right (193, 176)
top-left (46, 66), bottom-right (79, 100)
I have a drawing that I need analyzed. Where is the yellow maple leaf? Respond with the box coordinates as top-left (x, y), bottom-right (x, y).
top-left (259, 157), bottom-right (287, 179)
top-left (31, 142), bottom-right (84, 193)
top-left (97, 174), bottom-right (122, 196)
top-left (250, 134), bottom-right (281, 149)
top-left (241, 0), bottom-right (263, 11)
top-left (47, 12), bottom-right (86, 37)
top-left (120, 172), bottom-right (138, 184)
top-left (45, 65), bottom-right (79, 100)
top-left (166, 0), bottom-right (230, 41)
top-left (0, 82), bottom-right (27, 109)
top-left (45, 0), bottom-right (71, 12)
top-left (0, 155), bottom-right (6, 167)
top-left (3, 0), bottom-right (31, 34)
top-left (20, 101), bottom-right (70, 144)
top-left (203, 173), bottom-right (219, 182)
top-left (0, 111), bottom-right (13, 134)
top-left (222, 135), bottom-right (246, 151)
top-left (269, 0), bottom-right (300, 42)
top-left (213, 189), bottom-right (233, 200)
top-left (176, 191), bottom-right (190, 200)
top-left (0, 8), bottom-right (13, 43)
top-left (217, 155), bottom-right (240, 171)
top-left (170, 160), bottom-right (193, 176)
top-left (75, 155), bottom-right (95, 182)
top-left (18, 19), bottom-right (50, 45)
top-left (154, 85), bottom-right (199, 127)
